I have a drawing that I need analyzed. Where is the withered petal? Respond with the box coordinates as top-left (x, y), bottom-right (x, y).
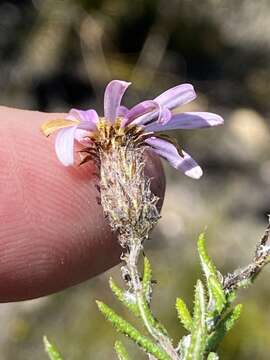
top-left (41, 119), bottom-right (79, 137)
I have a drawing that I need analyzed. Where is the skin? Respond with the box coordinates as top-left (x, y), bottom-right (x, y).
top-left (0, 106), bottom-right (165, 302)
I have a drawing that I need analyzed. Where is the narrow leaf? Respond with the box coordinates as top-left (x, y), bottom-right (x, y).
top-left (142, 256), bottom-right (152, 303)
top-left (96, 301), bottom-right (171, 360)
top-left (109, 277), bottom-right (140, 317)
top-left (226, 290), bottom-right (236, 304)
top-left (193, 280), bottom-right (206, 330)
top-left (206, 304), bottom-right (243, 352)
top-left (184, 281), bottom-right (206, 360)
top-left (139, 299), bottom-right (169, 336)
top-left (184, 327), bottom-right (204, 360)
top-left (198, 233), bottom-right (226, 316)
top-left (115, 340), bottom-right (131, 360)
top-left (43, 336), bottom-right (63, 360)
top-left (176, 298), bottom-right (193, 332)
top-left (208, 276), bottom-right (226, 314)
top-left (197, 233), bottom-right (220, 282)
top-left (110, 278), bottom-right (168, 336)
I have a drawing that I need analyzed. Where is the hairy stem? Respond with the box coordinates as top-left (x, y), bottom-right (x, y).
top-left (223, 223), bottom-right (270, 292)
top-left (127, 242), bottom-right (179, 359)
top-left (99, 143), bottom-right (179, 359)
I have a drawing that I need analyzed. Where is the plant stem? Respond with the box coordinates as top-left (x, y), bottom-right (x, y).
top-left (100, 143), bottom-right (179, 359)
top-left (223, 223), bottom-right (270, 292)
top-left (126, 241), bottom-right (179, 360)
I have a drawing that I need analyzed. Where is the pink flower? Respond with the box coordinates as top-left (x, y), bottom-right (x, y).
top-left (42, 80), bottom-right (224, 179)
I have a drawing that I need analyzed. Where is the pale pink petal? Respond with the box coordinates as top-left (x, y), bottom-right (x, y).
top-left (127, 100), bottom-right (160, 126)
top-left (128, 101), bottom-right (158, 121)
top-left (145, 112), bottom-right (224, 132)
top-left (145, 137), bottom-right (203, 179)
top-left (117, 105), bottom-right (129, 117)
top-left (104, 80), bottom-right (131, 123)
top-left (158, 107), bottom-right (171, 124)
top-left (55, 126), bottom-right (77, 166)
top-left (128, 84), bottom-right (195, 127)
top-left (130, 101), bottom-right (171, 127)
top-left (154, 83), bottom-right (196, 109)
top-left (74, 129), bottom-right (91, 142)
top-left (118, 106), bottom-right (130, 128)
top-left (67, 109), bottom-right (99, 130)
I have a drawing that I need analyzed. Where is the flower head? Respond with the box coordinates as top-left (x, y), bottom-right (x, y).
top-left (41, 80), bottom-right (223, 179)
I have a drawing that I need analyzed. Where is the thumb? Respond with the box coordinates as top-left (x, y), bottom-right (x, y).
top-left (0, 106), bottom-right (165, 302)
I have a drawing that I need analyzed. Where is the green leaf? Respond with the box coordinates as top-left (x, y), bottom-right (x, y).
top-left (184, 327), bottom-right (204, 360)
top-left (197, 233), bottom-right (220, 282)
top-left (198, 233), bottom-right (226, 315)
top-left (184, 280), bottom-right (206, 360)
top-left (110, 277), bottom-right (168, 337)
top-left (114, 340), bottom-right (131, 360)
top-left (96, 301), bottom-right (171, 360)
top-left (206, 304), bottom-right (243, 352)
top-left (43, 336), bottom-right (63, 360)
top-left (207, 352), bottom-right (219, 360)
top-left (176, 298), bottom-right (193, 332)
top-left (208, 276), bottom-right (226, 314)
top-left (139, 297), bottom-right (169, 336)
top-left (193, 280), bottom-right (206, 331)
top-left (142, 256), bottom-right (152, 303)
top-left (226, 290), bottom-right (236, 304)
top-left (109, 277), bottom-right (140, 317)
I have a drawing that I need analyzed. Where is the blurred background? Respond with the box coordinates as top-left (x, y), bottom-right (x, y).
top-left (1, 0), bottom-right (270, 358)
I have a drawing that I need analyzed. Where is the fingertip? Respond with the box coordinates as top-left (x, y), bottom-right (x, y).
top-left (0, 107), bottom-right (165, 301)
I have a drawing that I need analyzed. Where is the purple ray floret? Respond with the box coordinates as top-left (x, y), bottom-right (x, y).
top-left (45, 80), bottom-right (224, 179)
top-left (55, 108), bottom-right (99, 166)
